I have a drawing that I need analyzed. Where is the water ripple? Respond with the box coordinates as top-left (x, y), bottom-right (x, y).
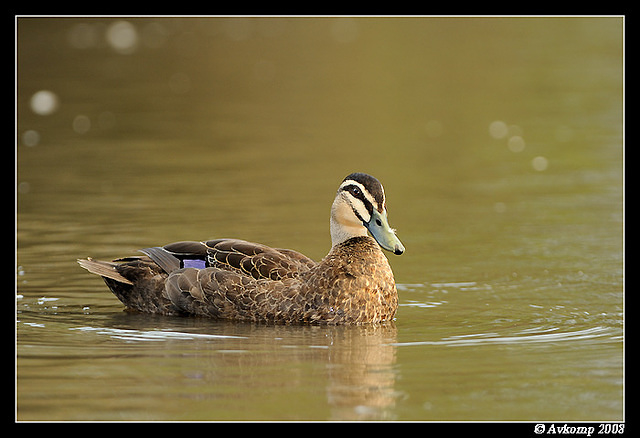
top-left (391, 325), bottom-right (621, 348)
top-left (69, 326), bottom-right (248, 342)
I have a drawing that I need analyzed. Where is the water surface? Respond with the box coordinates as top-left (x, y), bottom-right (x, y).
top-left (17, 17), bottom-right (623, 421)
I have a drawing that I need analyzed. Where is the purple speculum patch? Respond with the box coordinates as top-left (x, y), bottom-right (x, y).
top-left (183, 259), bottom-right (206, 269)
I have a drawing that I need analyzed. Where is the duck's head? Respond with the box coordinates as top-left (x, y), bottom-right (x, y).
top-left (330, 172), bottom-right (405, 255)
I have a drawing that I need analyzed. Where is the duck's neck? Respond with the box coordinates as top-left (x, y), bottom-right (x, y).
top-left (330, 199), bottom-right (368, 248)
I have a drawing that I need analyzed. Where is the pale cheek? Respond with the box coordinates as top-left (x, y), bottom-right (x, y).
top-left (333, 199), bottom-right (363, 227)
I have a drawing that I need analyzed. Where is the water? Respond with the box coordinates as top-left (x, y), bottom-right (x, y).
top-left (16, 17), bottom-right (623, 421)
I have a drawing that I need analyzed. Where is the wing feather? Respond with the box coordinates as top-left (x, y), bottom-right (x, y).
top-left (163, 265), bottom-right (306, 322)
top-left (202, 238), bottom-right (316, 280)
top-left (163, 241), bottom-right (209, 257)
top-left (139, 247), bottom-right (180, 273)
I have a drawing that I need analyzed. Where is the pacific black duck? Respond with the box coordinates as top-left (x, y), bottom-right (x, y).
top-left (78, 172), bottom-right (404, 324)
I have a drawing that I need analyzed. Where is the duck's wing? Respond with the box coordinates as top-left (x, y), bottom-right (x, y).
top-left (141, 239), bottom-right (316, 280)
top-left (163, 266), bottom-right (309, 322)
top-left (139, 239), bottom-right (315, 321)
top-left (201, 238), bottom-right (316, 280)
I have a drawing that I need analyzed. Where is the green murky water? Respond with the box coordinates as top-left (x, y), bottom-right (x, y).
top-left (16, 17), bottom-right (623, 421)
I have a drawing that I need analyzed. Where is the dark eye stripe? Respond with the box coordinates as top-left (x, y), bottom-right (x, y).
top-left (342, 184), bottom-right (374, 217)
top-left (342, 173), bottom-right (386, 211)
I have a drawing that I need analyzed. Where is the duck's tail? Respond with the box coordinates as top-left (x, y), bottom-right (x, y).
top-left (77, 258), bottom-right (134, 285)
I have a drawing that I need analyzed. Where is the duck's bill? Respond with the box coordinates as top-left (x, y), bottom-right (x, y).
top-left (366, 209), bottom-right (405, 255)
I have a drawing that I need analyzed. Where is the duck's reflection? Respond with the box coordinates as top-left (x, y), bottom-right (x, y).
top-left (105, 313), bottom-right (399, 420)
top-left (324, 323), bottom-right (399, 420)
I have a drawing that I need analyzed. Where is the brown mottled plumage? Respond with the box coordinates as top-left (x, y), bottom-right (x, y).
top-left (78, 173), bottom-right (404, 325)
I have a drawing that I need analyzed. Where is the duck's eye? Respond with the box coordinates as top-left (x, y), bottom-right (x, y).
top-left (348, 186), bottom-right (362, 198)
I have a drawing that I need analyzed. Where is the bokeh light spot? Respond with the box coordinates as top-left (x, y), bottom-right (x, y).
top-left (488, 120), bottom-right (508, 139)
top-left (30, 90), bottom-right (59, 116)
top-left (532, 156), bottom-right (549, 171)
top-left (106, 20), bottom-right (139, 54)
top-left (507, 135), bottom-right (526, 153)
top-left (22, 130), bottom-right (40, 147)
top-left (73, 115), bottom-right (91, 134)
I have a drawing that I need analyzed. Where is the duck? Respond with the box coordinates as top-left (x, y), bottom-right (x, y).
top-left (78, 172), bottom-right (404, 324)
